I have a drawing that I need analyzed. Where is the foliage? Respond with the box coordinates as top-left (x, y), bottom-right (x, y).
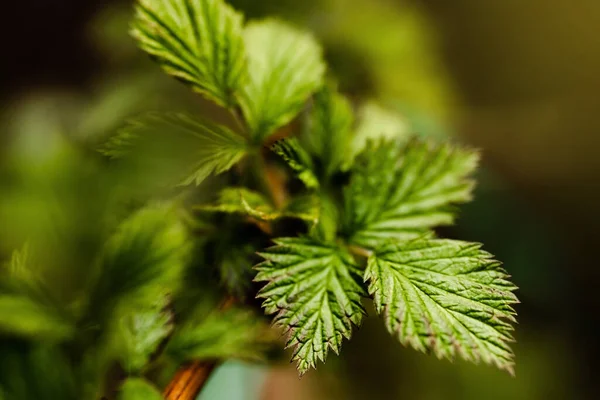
top-left (116, 297), bottom-right (174, 374)
top-left (343, 139), bottom-right (479, 248)
top-left (365, 237), bottom-right (517, 374)
top-left (197, 187), bottom-right (319, 223)
top-left (117, 378), bottom-right (163, 400)
top-left (166, 305), bottom-right (274, 362)
top-left (256, 237), bottom-right (366, 374)
top-left (238, 19), bottom-right (325, 141)
top-left (0, 0), bottom-right (518, 398)
top-left (131, 0), bottom-right (246, 107)
top-left (101, 113), bottom-right (248, 186)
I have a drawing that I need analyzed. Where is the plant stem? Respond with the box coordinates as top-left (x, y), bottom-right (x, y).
top-left (163, 297), bottom-right (235, 399)
top-left (163, 360), bottom-right (218, 400)
top-left (247, 150), bottom-right (285, 208)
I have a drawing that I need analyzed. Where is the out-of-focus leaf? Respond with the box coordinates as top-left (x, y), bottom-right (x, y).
top-left (117, 378), bottom-right (163, 400)
top-left (0, 343), bottom-right (77, 400)
top-left (218, 244), bottom-right (256, 298)
top-left (117, 296), bottom-right (173, 374)
top-left (0, 246), bottom-right (73, 342)
top-left (101, 112), bottom-right (248, 186)
top-left (347, 101), bottom-right (410, 167)
top-left (5, 244), bottom-right (31, 280)
top-left (88, 205), bottom-right (191, 320)
top-left (166, 306), bottom-right (273, 362)
top-left (0, 295), bottom-right (73, 342)
top-left (2, 244), bottom-right (42, 298)
top-left (309, 194), bottom-right (338, 243)
top-left (318, 1), bottom-right (455, 122)
top-left (304, 85), bottom-right (353, 178)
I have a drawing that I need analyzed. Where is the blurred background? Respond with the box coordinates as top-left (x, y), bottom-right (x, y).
top-left (1, 0), bottom-right (598, 399)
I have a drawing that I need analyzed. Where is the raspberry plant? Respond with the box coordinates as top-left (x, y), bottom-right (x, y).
top-left (0, 0), bottom-right (518, 399)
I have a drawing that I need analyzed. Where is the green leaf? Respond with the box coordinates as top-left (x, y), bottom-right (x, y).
top-left (344, 139), bottom-right (479, 249)
top-left (347, 102), bottom-right (410, 168)
top-left (166, 306), bottom-right (273, 362)
top-left (117, 378), bottom-right (163, 400)
top-left (196, 187), bottom-right (318, 222)
top-left (102, 112), bottom-right (248, 186)
top-left (0, 295), bottom-right (73, 342)
top-left (218, 243), bottom-right (256, 298)
top-left (197, 187), bottom-right (274, 219)
top-left (304, 85), bottom-right (354, 178)
top-left (309, 194), bottom-right (339, 243)
top-left (0, 246), bottom-right (73, 342)
top-left (365, 238), bottom-right (518, 373)
top-left (271, 138), bottom-right (319, 189)
top-left (2, 244), bottom-right (46, 303)
top-left (255, 237), bottom-right (366, 374)
top-left (0, 343), bottom-right (77, 400)
top-left (238, 19), bottom-right (325, 141)
top-left (282, 194), bottom-right (320, 225)
top-left (117, 297), bottom-right (173, 374)
top-left (6, 243), bottom-right (31, 279)
top-left (89, 205), bottom-right (190, 319)
top-left (131, 0), bottom-right (246, 107)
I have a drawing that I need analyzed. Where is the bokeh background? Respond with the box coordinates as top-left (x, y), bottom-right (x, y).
top-left (2, 0), bottom-right (599, 399)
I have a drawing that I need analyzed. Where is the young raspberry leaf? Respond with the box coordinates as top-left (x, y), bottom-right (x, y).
top-left (344, 139), bottom-right (479, 249)
top-left (0, 344), bottom-right (77, 400)
top-left (197, 187), bottom-right (275, 219)
top-left (0, 295), bottom-right (73, 343)
top-left (255, 237), bottom-right (367, 374)
top-left (166, 306), bottom-right (273, 362)
top-left (365, 238), bottom-right (518, 374)
top-left (238, 19), bottom-right (325, 141)
top-left (303, 85), bottom-right (354, 179)
top-left (0, 246), bottom-right (73, 342)
top-left (89, 205), bottom-right (191, 321)
top-left (131, 0), bottom-right (246, 107)
top-left (196, 187), bottom-right (318, 223)
top-left (271, 138), bottom-right (319, 189)
top-left (271, 84), bottom-right (355, 186)
top-left (117, 297), bottom-right (173, 374)
top-left (102, 113), bottom-right (248, 186)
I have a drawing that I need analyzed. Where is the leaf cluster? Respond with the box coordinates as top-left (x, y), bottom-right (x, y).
top-left (0, 0), bottom-right (519, 398)
top-left (0, 199), bottom-right (270, 399)
top-left (121, 0), bottom-right (519, 382)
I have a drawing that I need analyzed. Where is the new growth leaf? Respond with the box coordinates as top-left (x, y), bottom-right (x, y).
top-left (255, 237), bottom-right (367, 374)
top-left (365, 238), bottom-right (518, 373)
top-left (344, 139), bottom-right (479, 248)
top-left (131, 0), bottom-right (246, 107)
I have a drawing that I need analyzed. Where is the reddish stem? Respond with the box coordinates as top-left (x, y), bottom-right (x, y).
top-left (163, 360), bottom-right (218, 400)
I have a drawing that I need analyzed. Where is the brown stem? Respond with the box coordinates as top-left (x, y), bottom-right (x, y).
top-left (163, 297), bottom-right (235, 399)
top-left (163, 360), bottom-right (218, 400)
